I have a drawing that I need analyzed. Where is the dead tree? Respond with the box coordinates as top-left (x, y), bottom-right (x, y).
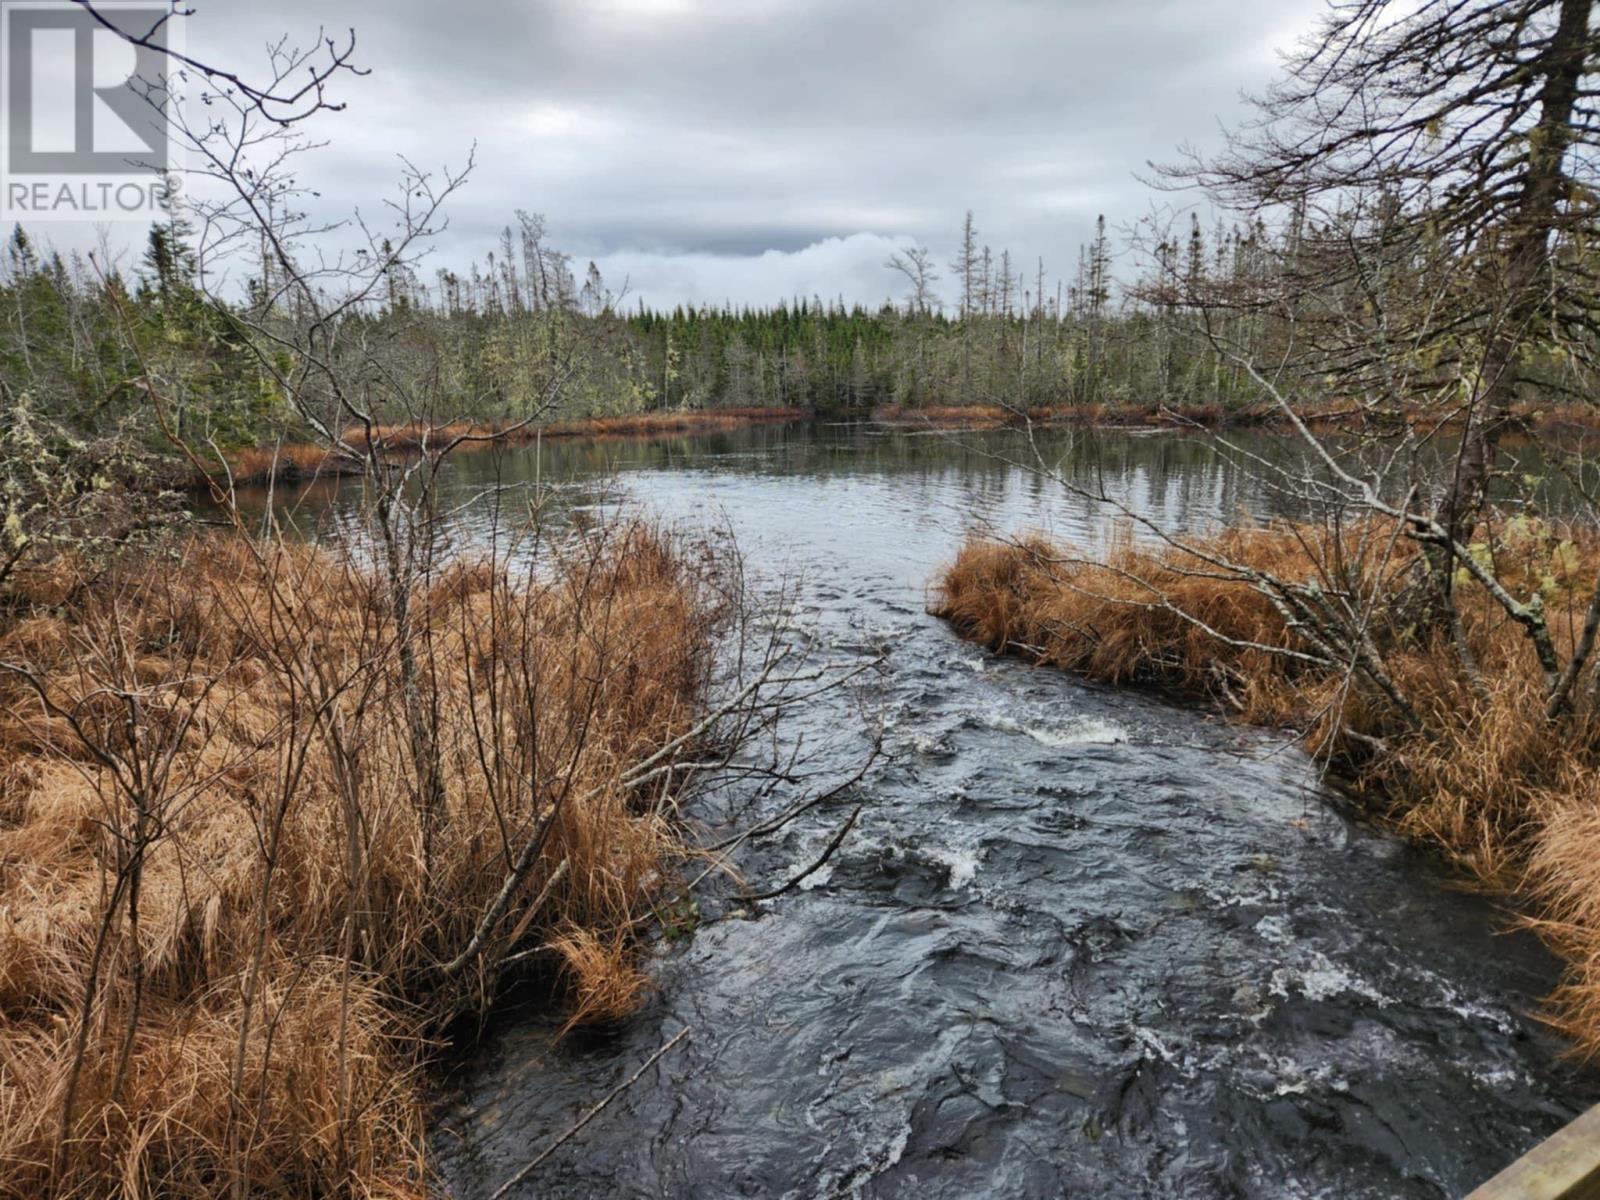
top-left (1165, 0), bottom-right (1600, 553)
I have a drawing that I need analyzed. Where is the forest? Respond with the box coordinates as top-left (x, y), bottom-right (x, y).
top-left (1, 203), bottom-right (1299, 503)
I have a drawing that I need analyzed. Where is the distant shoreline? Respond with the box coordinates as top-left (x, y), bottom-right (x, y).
top-left (194, 397), bottom-right (1600, 491)
top-left (202, 406), bottom-right (811, 489)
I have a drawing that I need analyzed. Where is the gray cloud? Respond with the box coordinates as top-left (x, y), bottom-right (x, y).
top-left (49, 0), bottom-right (1326, 308)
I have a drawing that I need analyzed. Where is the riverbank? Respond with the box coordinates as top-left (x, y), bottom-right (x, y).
top-left (210, 402), bottom-right (1281, 491)
top-left (933, 524), bottom-right (1600, 1058)
top-left (873, 398), bottom-right (1600, 439)
top-left (209, 399), bottom-right (1600, 490)
top-left (870, 401), bottom-right (1239, 430)
top-left (215, 406), bottom-right (810, 487)
top-left (0, 523), bottom-right (720, 1197)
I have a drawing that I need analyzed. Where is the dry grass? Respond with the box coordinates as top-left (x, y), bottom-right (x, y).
top-left (218, 442), bottom-right (357, 487)
top-left (934, 520), bottom-right (1600, 1056)
top-left (538, 406), bottom-right (805, 440)
top-left (0, 521), bottom-right (720, 1197)
top-left (347, 406), bottom-right (804, 450)
top-left (1297, 398), bottom-right (1600, 443)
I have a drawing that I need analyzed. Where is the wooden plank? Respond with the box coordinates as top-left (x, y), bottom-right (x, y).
top-left (1467, 1105), bottom-right (1600, 1200)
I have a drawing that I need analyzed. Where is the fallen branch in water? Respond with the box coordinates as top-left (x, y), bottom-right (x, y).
top-left (740, 803), bottom-right (863, 903)
top-left (490, 1026), bottom-right (693, 1199)
top-left (699, 741), bottom-right (880, 857)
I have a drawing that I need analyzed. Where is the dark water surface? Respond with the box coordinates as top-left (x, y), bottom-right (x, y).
top-left (273, 422), bottom-right (1598, 1198)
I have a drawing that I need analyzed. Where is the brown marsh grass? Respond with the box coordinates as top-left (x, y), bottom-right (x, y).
top-left (339, 406), bottom-right (807, 452)
top-left (0, 521), bottom-right (720, 1197)
top-left (219, 442), bottom-right (358, 487)
top-left (933, 521), bottom-right (1600, 1057)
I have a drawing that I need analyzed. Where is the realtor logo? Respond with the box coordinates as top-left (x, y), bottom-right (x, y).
top-left (0, 0), bottom-right (179, 219)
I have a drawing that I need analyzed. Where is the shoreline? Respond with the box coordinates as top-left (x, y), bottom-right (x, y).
top-left (869, 401), bottom-right (1246, 430)
top-left (198, 398), bottom-right (1600, 493)
top-left (202, 403), bottom-right (1252, 491)
top-left (872, 399), bottom-right (1600, 439)
top-left (206, 406), bottom-right (812, 488)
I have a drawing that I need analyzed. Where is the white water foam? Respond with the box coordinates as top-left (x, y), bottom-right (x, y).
top-left (977, 708), bottom-right (1130, 747)
top-left (1024, 717), bottom-right (1129, 747)
top-left (1268, 955), bottom-right (1390, 1007)
top-left (926, 843), bottom-right (981, 889)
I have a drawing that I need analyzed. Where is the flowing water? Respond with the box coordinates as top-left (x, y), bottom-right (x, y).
top-left (265, 421), bottom-right (1598, 1198)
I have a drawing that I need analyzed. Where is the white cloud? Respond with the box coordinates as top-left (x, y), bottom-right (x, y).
top-left (598, 233), bottom-right (919, 311)
top-left (514, 103), bottom-right (618, 141)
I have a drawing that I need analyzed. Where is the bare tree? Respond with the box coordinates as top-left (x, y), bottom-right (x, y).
top-left (885, 244), bottom-right (940, 314)
top-left (1166, 0), bottom-right (1600, 550)
top-left (951, 210), bottom-right (979, 318)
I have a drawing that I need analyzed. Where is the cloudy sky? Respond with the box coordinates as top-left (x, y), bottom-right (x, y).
top-left (73, 0), bottom-right (1326, 309)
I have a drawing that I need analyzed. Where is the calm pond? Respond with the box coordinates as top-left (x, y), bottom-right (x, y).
top-left (261, 421), bottom-right (1599, 1198)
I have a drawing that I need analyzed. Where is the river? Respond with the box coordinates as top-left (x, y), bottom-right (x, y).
top-left (260, 420), bottom-right (1599, 1198)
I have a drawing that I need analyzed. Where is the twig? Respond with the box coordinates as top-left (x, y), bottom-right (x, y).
top-left (699, 743), bottom-right (879, 856)
top-left (740, 804), bottom-right (863, 903)
top-left (490, 1027), bottom-right (692, 1199)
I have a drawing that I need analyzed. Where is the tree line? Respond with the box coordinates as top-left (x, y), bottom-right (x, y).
top-left (0, 201), bottom-right (1326, 473)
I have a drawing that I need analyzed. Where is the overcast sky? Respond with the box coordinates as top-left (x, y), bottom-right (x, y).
top-left (61, 0), bottom-right (1328, 309)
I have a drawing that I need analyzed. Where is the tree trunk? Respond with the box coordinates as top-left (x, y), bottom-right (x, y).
top-left (1435, 0), bottom-right (1590, 547)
